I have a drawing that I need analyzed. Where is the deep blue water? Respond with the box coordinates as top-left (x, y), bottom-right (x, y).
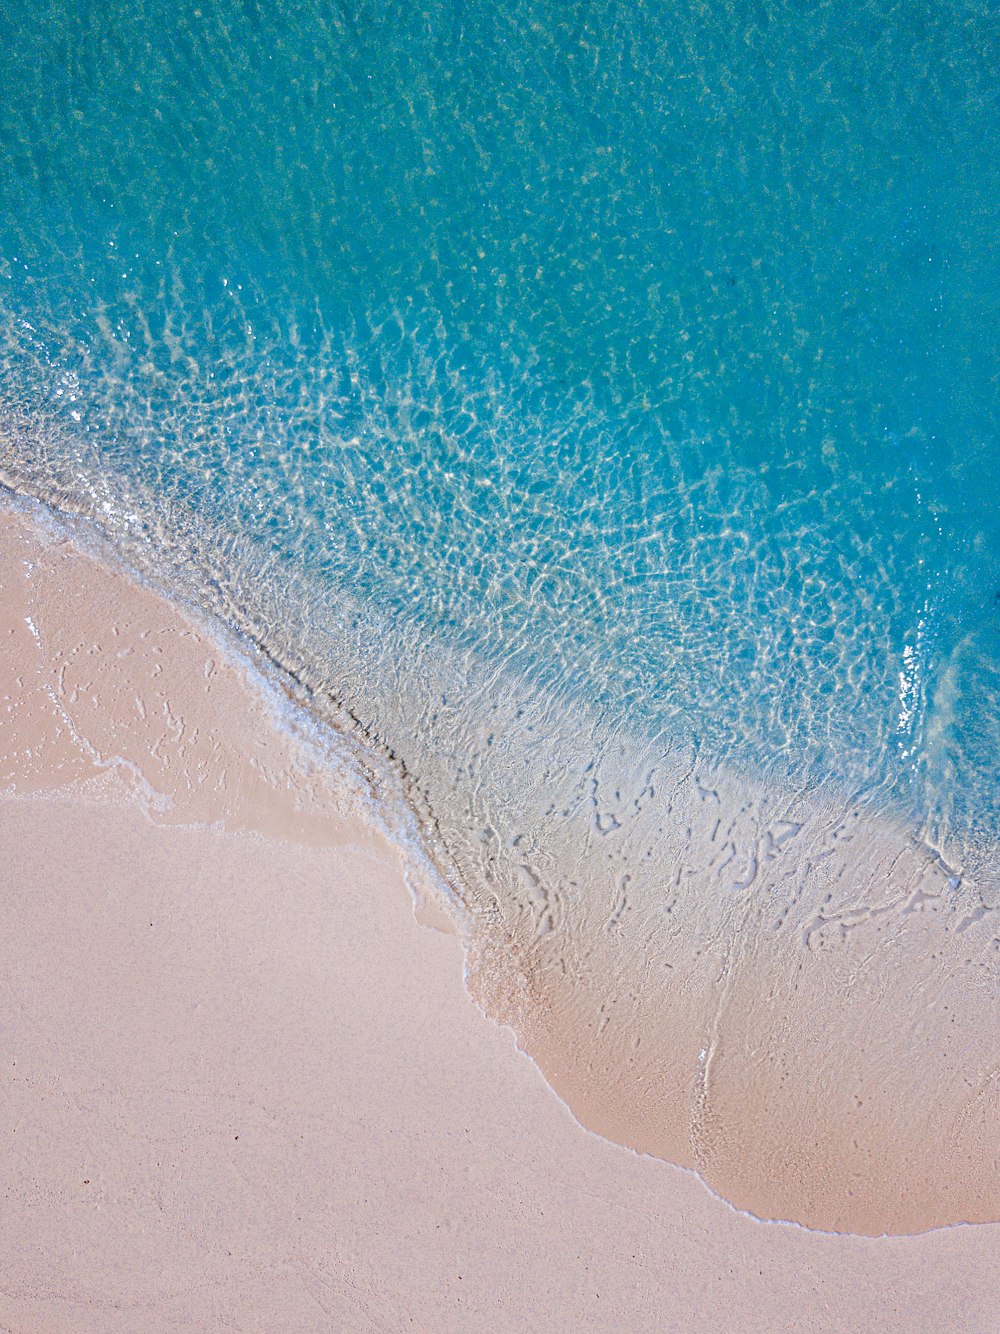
top-left (1, 0), bottom-right (998, 856)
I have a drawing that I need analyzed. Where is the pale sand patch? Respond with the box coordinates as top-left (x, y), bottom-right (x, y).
top-left (1, 503), bottom-right (998, 1331)
top-left (0, 502), bottom-right (388, 853)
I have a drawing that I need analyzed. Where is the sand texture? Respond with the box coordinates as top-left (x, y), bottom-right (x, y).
top-left (1, 501), bottom-right (998, 1332)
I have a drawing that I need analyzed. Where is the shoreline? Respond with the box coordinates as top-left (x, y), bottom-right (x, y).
top-left (2, 488), bottom-right (999, 1238)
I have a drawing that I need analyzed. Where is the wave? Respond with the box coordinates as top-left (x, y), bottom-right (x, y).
top-left (3, 414), bottom-right (998, 1236)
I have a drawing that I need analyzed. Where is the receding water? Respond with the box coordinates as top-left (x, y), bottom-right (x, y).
top-left (1, 0), bottom-right (998, 1233)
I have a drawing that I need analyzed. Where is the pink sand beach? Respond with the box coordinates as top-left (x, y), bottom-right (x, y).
top-left (1, 501), bottom-right (998, 1332)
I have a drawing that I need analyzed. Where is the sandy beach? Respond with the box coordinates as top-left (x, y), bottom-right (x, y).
top-left (1, 500), bottom-right (998, 1333)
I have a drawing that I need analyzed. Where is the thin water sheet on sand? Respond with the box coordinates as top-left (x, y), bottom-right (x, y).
top-left (2, 496), bottom-right (999, 1240)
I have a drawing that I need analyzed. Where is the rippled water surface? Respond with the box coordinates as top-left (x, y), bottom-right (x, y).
top-left (2, 0), bottom-right (998, 1232)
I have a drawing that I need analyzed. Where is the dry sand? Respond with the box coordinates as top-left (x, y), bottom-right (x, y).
top-left (1, 501), bottom-right (997, 1332)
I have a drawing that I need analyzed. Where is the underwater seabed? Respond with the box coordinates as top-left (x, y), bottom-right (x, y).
top-left (2, 425), bottom-right (998, 1238)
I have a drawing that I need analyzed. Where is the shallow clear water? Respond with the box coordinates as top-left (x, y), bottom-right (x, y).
top-left (3, 0), bottom-right (999, 827)
top-left (2, 0), bottom-right (999, 1231)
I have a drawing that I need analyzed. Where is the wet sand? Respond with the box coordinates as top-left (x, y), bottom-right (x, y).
top-left (1, 501), bottom-right (998, 1331)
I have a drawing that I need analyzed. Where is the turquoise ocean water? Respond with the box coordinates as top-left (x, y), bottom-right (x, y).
top-left (2, 0), bottom-right (999, 1229)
